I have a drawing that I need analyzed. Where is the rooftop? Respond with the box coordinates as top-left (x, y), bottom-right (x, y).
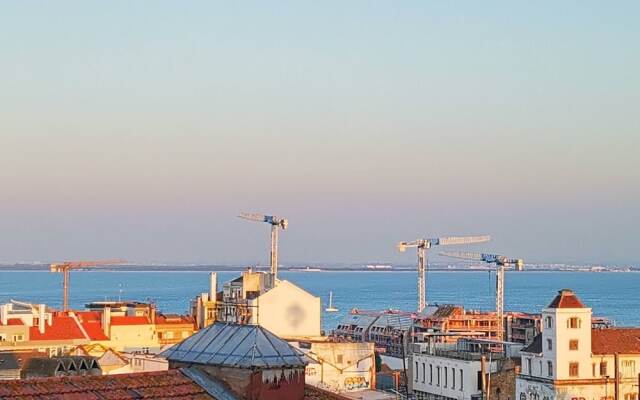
top-left (0, 369), bottom-right (215, 399)
top-left (161, 322), bottom-right (308, 369)
top-left (592, 328), bottom-right (640, 354)
top-left (547, 289), bottom-right (586, 309)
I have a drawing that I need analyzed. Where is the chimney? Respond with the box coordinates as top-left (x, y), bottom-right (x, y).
top-left (150, 304), bottom-right (156, 324)
top-left (102, 307), bottom-right (111, 337)
top-left (209, 272), bottom-right (217, 302)
top-left (38, 304), bottom-right (46, 334)
top-left (0, 304), bottom-right (7, 325)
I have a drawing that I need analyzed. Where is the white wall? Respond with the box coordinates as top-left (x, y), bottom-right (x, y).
top-left (411, 353), bottom-right (499, 400)
top-left (250, 280), bottom-right (321, 338)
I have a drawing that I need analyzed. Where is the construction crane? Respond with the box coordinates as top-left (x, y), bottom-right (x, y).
top-left (50, 259), bottom-right (126, 311)
top-left (439, 251), bottom-right (524, 341)
top-left (397, 235), bottom-right (490, 313)
top-left (238, 212), bottom-right (288, 281)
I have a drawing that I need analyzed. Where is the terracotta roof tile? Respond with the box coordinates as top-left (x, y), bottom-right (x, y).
top-left (592, 328), bottom-right (640, 354)
top-left (81, 321), bottom-right (109, 340)
top-left (29, 315), bottom-right (86, 341)
top-left (547, 289), bottom-right (586, 309)
top-left (0, 369), bottom-right (214, 399)
top-left (0, 318), bottom-right (24, 326)
top-left (110, 316), bottom-right (150, 325)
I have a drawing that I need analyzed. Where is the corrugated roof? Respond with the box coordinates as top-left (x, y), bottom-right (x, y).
top-left (161, 323), bottom-right (307, 369)
top-left (337, 313), bottom-right (378, 328)
top-left (371, 313), bottom-right (413, 330)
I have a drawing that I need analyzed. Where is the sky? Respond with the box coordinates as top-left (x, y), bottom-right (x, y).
top-left (1, 2), bottom-right (638, 266)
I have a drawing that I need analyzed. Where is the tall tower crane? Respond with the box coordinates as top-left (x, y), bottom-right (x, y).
top-left (50, 259), bottom-right (126, 311)
top-left (439, 251), bottom-right (524, 341)
top-left (238, 212), bottom-right (288, 281)
top-left (397, 235), bottom-right (490, 313)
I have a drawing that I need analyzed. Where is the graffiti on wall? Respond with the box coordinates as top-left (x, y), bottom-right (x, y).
top-left (344, 376), bottom-right (368, 391)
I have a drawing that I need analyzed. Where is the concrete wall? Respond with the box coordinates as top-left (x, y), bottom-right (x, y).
top-left (410, 353), bottom-right (500, 400)
top-left (298, 341), bottom-right (375, 393)
top-left (250, 280), bottom-right (321, 338)
top-left (106, 324), bottom-right (156, 352)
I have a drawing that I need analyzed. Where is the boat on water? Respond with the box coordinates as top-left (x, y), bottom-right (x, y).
top-left (325, 291), bottom-right (338, 312)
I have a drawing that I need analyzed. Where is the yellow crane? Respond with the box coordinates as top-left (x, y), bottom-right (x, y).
top-left (439, 251), bottom-right (523, 341)
top-left (397, 235), bottom-right (490, 313)
top-left (238, 212), bottom-right (288, 281)
top-left (50, 259), bottom-right (126, 311)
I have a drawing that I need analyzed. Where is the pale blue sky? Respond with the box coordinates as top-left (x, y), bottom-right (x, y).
top-left (1, 2), bottom-right (638, 265)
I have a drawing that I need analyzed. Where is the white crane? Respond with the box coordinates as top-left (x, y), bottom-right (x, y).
top-left (397, 235), bottom-right (490, 313)
top-left (439, 251), bottom-right (524, 341)
top-left (239, 212), bottom-right (288, 281)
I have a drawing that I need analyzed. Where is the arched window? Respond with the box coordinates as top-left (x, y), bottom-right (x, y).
top-left (520, 394), bottom-right (527, 400)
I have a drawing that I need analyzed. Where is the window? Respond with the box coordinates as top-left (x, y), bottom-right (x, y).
top-left (547, 361), bottom-right (553, 377)
top-left (12, 335), bottom-right (23, 342)
top-left (568, 317), bottom-right (581, 329)
top-left (569, 339), bottom-right (579, 351)
top-left (452, 367), bottom-right (456, 389)
top-left (569, 362), bottom-right (579, 377)
top-left (437, 366), bottom-right (441, 386)
top-left (592, 363), bottom-right (596, 377)
top-left (622, 360), bottom-right (636, 377)
top-left (415, 362), bottom-right (418, 381)
top-left (422, 363), bottom-right (425, 383)
top-left (600, 361), bottom-right (608, 376)
top-left (460, 369), bottom-right (463, 390)
top-left (527, 358), bottom-right (532, 375)
top-left (430, 364), bottom-right (433, 384)
top-left (444, 367), bottom-right (448, 387)
top-left (547, 339), bottom-right (553, 351)
top-left (520, 394), bottom-right (527, 400)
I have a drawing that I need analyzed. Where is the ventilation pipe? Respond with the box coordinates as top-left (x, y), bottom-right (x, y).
top-left (0, 304), bottom-right (7, 325)
top-left (102, 306), bottom-right (111, 337)
top-left (38, 304), bottom-right (46, 334)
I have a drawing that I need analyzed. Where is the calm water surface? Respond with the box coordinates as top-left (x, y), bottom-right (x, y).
top-left (1, 270), bottom-right (638, 330)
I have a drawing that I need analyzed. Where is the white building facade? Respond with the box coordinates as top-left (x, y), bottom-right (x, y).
top-left (517, 289), bottom-right (640, 400)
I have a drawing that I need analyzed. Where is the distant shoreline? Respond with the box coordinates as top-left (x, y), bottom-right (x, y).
top-left (0, 266), bottom-right (637, 273)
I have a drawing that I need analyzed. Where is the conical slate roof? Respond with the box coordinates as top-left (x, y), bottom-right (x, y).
top-left (161, 323), bottom-right (307, 369)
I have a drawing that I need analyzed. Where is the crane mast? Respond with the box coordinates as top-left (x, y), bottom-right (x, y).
top-left (50, 259), bottom-right (125, 311)
top-left (239, 212), bottom-right (288, 282)
top-left (397, 235), bottom-right (490, 313)
top-left (439, 251), bottom-right (523, 341)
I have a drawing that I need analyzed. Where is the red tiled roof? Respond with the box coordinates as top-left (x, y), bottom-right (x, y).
top-left (0, 369), bottom-right (213, 399)
top-left (110, 316), bottom-right (151, 325)
top-left (81, 321), bottom-right (109, 341)
top-left (592, 328), bottom-right (640, 354)
top-left (547, 289), bottom-right (586, 309)
top-left (0, 318), bottom-right (24, 326)
top-left (76, 311), bottom-right (102, 322)
top-left (29, 316), bottom-right (86, 341)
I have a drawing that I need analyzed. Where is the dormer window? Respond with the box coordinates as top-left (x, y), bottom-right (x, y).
top-left (567, 317), bottom-right (581, 329)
